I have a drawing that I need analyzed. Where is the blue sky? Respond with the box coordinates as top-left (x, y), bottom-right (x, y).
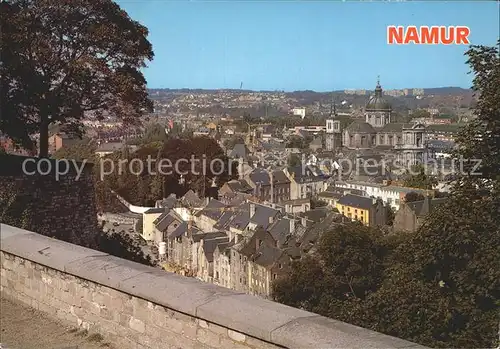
top-left (118, 0), bottom-right (499, 91)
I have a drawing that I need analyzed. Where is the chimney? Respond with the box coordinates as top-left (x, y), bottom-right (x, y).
top-left (269, 215), bottom-right (274, 225)
top-left (301, 217), bottom-right (307, 227)
top-left (250, 203), bottom-right (256, 217)
top-left (420, 195), bottom-right (431, 216)
top-left (372, 197), bottom-right (377, 205)
top-left (289, 218), bottom-right (295, 234)
top-left (234, 234), bottom-right (239, 244)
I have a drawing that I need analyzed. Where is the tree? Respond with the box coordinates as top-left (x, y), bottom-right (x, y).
top-left (0, 0), bottom-right (154, 156)
top-left (385, 205), bottom-right (395, 226)
top-left (287, 153), bottom-right (302, 167)
top-left (410, 109), bottom-right (431, 120)
top-left (403, 165), bottom-right (437, 190)
top-left (364, 42), bottom-right (500, 348)
top-left (404, 191), bottom-right (425, 202)
top-left (271, 41), bottom-right (500, 349)
top-left (455, 41), bottom-right (500, 192)
top-left (273, 223), bottom-right (387, 319)
top-left (96, 230), bottom-right (153, 266)
top-left (141, 123), bottom-right (168, 145)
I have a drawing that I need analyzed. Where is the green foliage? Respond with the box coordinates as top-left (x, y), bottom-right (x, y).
top-left (273, 223), bottom-right (388, 313)
top-left (410, 109), bottom-right (431, 119)
top-left (286, 135), bottom-right (311, 149)
top-left (0, 0), bottom-right (154, 156)
top-left (287, 153), bottom-right (302, 167)
top-left (99, 136), bottom-right (236, 205)
top-left (97, 231), bottom-right (152, 266)
top-left (139, 123), bottom-right (169, 145)
top-left (403, 165), bottom-right (437, 190)
top-left (385, 205), bottom-right (395, 226)
top-left (404, 191), bottom-right (425, 202)
top-left (310, 198), bottom-right (327, 209)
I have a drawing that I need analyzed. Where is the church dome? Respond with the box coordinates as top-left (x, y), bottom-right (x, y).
top-left (346, 120), bottom-right (376, 134)
top-left (366, 79), bottom-right (391, 112)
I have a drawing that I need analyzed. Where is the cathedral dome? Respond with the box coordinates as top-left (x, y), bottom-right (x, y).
top-left (345, 120), bottom-right (376, 134)
top-left (366, 79), bottom-right (391, 112)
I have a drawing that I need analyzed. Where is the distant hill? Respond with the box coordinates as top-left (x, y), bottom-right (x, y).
top-left (148, 87), bottom-right (472, 95)
top-left (422, 87), bottom-right (472, 95)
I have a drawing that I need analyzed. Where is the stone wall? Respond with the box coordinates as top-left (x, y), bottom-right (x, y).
top-left (0, 224), bottom-right (426, 349)
top-left (0, 154), bottom-right (99, 248)
top-left (98, 212), bottom-right (140, 226)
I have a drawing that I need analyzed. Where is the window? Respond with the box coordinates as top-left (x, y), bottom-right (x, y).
top-left (278, 263), bottom-right (283, 269)
top-left (395, 199), bottom-right (400, 205)
top-left (273, 274), bottom-right (278, 280)
top-left (355, 209), bottom-right (358, 213)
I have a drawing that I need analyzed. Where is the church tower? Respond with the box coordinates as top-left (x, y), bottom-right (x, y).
top-left (325, 94), bottom-right (342, 152)
top-left (365, 77), bottom-right (392, 128)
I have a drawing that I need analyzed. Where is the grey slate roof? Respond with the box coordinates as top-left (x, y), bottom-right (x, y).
top-left (287, 165), bottom-right (326, 183)
top-left (228, 203), bottom-right (251, 230)
top-left (213, 211), bottom-right (235, 230)
top-left (337, 194), bottom-right (374, 210)
top-left (226, 179), bottom-right (253, 193)
top-left (379, 123), bottom-right (413, 133)
top-left (202, 237), bottom-right (230, 262)
top-left (192, 231), bottom-right (227, 243)
top-left (299, 212), bottom-right (342, 252)
top-left (229, 144), bottom-right (250, 159)
top-left (181, 190), bottom-right (204, 207)
top-left (249, 168), bottom-right (271, 186)
top-left (154, 211), bottom-right (175, 232)
top-left (250, 204), bottom-right (281, 230)
top-left (299, 208), bottom-right (329, 223)
top-left (345, 121), bottom-right (376, 134)
top-left (268, 217), bottom-right (295, 247)
top-left (252, 245), bottom-right (283, 268)
top-left (197, 199), bottom-right (226, 220)
top-left (406, 197), bottom-right (447, 217)
top-left (145, 208), bottom-right (165, 214)
top-left (156, 194), bottom-right (177, 209)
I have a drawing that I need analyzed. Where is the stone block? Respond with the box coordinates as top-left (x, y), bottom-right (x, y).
top-left (119, 269), bottom-right (238, 317)
top-left (220, 337), bottom-right (253, 349)
top-left (228, 329), bottom-right (246, 343)
top-left (64, 254), bottom-right (149, 289)
top-left (129, 317), bottom-right (146, 333)
top-left (0, 228), bottom-right (108, 273)
top-left (244, 336), bottom-right (280, 349)
top-left (197, 328), bottom-right (221, 347)
top-left (196, 293), bottom-right (312, 341)
top-left (270, 315), bottom-right (425, 349)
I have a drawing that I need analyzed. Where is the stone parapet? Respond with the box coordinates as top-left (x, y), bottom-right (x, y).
top-left (0, 224), bottom-right (426, 349)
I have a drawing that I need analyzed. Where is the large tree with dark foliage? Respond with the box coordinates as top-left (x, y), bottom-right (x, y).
top-left (0, 0), bottom-right (153, 156)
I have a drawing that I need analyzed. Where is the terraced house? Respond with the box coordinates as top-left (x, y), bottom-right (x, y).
top-left (336, 194), bottom-right (388, 227)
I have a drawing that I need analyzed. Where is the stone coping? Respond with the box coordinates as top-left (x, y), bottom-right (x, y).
top-left (0, 224), bottom-right (427, 349)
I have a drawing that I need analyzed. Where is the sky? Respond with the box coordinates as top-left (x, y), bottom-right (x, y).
top-left (117, 0), bottom-right (499, 91)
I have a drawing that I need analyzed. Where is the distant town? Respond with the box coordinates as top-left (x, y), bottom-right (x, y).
top-left (1, 79), bottom-right (471, 297)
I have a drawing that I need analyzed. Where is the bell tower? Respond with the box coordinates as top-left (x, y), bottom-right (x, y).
top-left (325, 94), bottom-right (342, 151)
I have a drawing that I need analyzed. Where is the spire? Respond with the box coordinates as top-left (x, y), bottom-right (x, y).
top-left (374, 76), bottom-right (383, 97)
top-left (329, 92), bottom-right (337, 118)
